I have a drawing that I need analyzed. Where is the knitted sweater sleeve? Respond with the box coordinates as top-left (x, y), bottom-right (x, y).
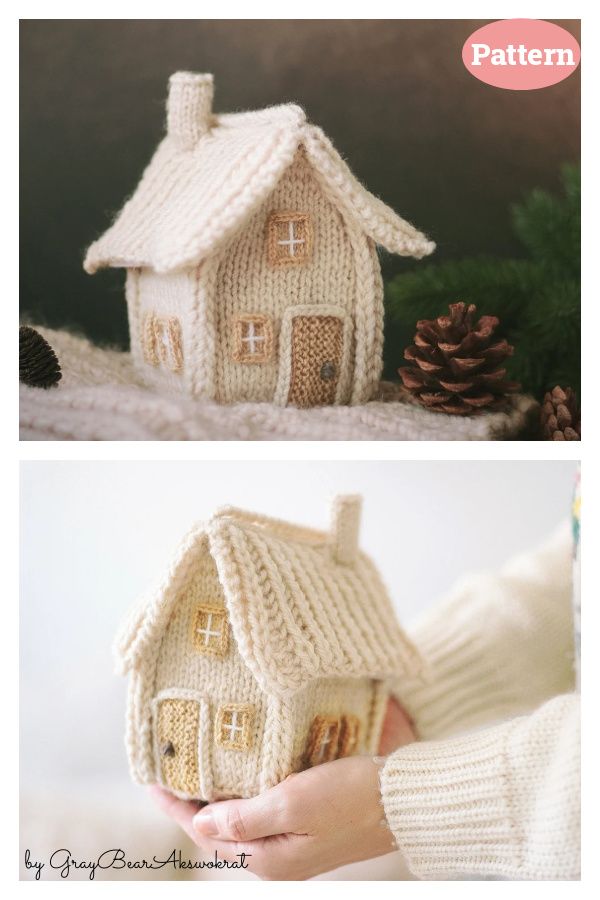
top-left (380, 693), bottom-right (580, 880)
top-left (395, 520), bottom-right (575, 740)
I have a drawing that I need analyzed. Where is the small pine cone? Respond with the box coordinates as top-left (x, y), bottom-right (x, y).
top-left (541, 386), bottom-right (580, 440)
top-left (19, 326), bottom-right (62, 388)
top-left (398, 302), bottom-right (520, 415)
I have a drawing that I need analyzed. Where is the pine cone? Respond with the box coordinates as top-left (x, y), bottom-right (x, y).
top-left (541, 386), bottom-right (580, 440)
top-left (19, 326), bottom-right (62, 388)
top-left (398, 302), bottom-right (520, 415)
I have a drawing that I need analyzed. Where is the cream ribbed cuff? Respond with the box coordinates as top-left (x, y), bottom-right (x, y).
top-left (380, 694), bottom-right (580, 881)
top-left (380, 722), bottom-right (521, 879)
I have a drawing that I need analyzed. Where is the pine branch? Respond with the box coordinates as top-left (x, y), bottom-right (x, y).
top-left (511, 164), bottom-right (580, 277)
top-left (383, 165), bottom-right (580, 399)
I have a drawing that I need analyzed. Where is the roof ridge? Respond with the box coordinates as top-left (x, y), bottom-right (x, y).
top-left (113, 522), bottom-right (208, 672)
top-left (215, 103), bottom-right (306, 129)
top-left (210, 505), bottom-right (330, 546)
top-left (84, 76), bottom-right (434, 274)
top-left (114, 502), bottom-right (425, 695)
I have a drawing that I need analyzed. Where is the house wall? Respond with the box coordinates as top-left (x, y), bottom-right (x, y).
top-left (148, 544), bottom-right (388, 800)
top-left (125, 152), bottom-right (384, 405)
top-left (129, 267), bottom-right (199, 395)
top-left (125, 268), bottom-right (142, 367)
top-left (153, 546), bottom-right (268, 800)
top-left (288, 676), bottom-right (384, 772)
top-left (212, 150), bottom-right (359, 404)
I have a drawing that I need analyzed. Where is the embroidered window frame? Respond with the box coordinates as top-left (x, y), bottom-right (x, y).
top-left (304, 714), bottom-right (362, 766)
top-left (232, 314), bottom-right (274, 364)
top-left (338, 714), bottom-right (361, 757)
top-left (215, 703), bottom-right (255, 751)
top-left (190, 604), bottom-right (229, 658)
top-left (267, 212), bottom-right (312, 267)
top-left (142, 312), bottom-right (184, 373)
top-left (304, 715), bottom-right (341, 767)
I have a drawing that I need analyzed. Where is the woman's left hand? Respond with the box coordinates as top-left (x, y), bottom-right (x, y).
top-left (150, 696), bottom-right (415, 880)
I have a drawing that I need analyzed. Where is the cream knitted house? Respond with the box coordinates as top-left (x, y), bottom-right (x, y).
top-left (114, 496), bottom-right (423, 801)
top-left (84, 72), bottom-right (434, 407)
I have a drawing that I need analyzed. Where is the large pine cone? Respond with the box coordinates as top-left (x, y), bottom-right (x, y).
top-left (398, 302), bottom-right (520, 415)
top-left (19, 326), bottom-right (62, 388)
top-left (541, 386), bottom-right (580, 440)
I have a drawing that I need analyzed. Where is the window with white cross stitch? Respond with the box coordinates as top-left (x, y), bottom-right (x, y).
top-left (305, 715), bottom-right (341, 766)
top-left (232, 314), bottom-right (273, 364)
top-left (267, 212), bottom-right (312, 266)
top-left (304, 714), bottom-right (362, 766)
top-left (215, 704), bottom-right (255, 751)
top-left (190, 605), bottom-right (229, 658)
top-left (142, 312), bottom-right (184, 373)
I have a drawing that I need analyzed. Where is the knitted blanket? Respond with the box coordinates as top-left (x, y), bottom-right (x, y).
top-left (20, 328), bottom-right (538, 441)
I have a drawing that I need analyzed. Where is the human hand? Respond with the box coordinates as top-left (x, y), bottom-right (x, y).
top-left (150, 696), bottom-right (416, 880)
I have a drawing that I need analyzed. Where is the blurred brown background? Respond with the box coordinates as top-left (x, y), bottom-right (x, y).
top-left (20, 19), bottom-right (580, 348)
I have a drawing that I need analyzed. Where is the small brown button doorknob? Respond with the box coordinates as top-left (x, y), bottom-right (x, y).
top-left (161, 741), bottom-right (175, 757)
top-left (320, 361), bottom-right (336, 381)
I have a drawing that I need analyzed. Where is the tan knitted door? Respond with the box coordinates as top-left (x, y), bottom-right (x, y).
top-left (155, 697), bottom-right (201, 796)
top-left (287, 315), bottom-right (344, 407)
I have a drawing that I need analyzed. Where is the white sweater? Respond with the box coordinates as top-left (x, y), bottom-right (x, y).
top-left (380, 523), bottom-right (580, 880)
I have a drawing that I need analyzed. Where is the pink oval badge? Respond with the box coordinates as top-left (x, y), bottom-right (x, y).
top-left (462, 19), bottom-right (580, 90)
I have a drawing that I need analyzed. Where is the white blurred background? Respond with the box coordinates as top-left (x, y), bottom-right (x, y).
top-left (20, 460), bottom-right (578, 881)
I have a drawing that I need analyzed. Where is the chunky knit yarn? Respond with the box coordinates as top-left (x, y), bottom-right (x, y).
top-left (83, 72), bottom-right (435, 407)
top-left (381, 696), bottom-right (579, 880)
top-left (380, 523), bottom-right (580, 880)
top-left (115, 497), bottom-right (423, 802)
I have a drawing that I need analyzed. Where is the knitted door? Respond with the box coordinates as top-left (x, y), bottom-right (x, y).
top-left (152, 690), bottom-right (213, 799)
top-left (287, 314), bottom-right (345, 407)
top-left (156, 697), bottom-right (201, 795)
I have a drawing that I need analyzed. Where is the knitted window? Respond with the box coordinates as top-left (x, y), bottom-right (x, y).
top-left (190, 605), bottom-right (229, 658)
top-left (215, 704), bottom-right (255, 751)
top-left (304, 715), bottom-right (341, 766)
top-left (232, 314), bottom-right (274, 364)
top-left (142, 313), bottom-right (183, 373)
top-left (338, 715), bottom-right (361, 757)
top-left (267, 212), bottom-right (312, 266)
top-left (304, 714), bottom-right (362, 766)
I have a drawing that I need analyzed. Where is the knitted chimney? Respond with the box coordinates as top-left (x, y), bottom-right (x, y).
top-left (331, 494), bottom-right (362, 564)
top-left (84, 72), bottom-right (434, 408)
top-left (114, 496), bottom-right (423, 801)
top-left (167, 72), bottom-right (214, 149)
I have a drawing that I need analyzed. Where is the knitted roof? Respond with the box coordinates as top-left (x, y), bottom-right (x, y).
top-left (84, 74), bottom-right (435, 275)
top-left (115, 500), bottom-right (423, 698)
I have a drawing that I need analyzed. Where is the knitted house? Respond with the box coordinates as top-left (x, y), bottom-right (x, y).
top-left (84, 72), bottom-right (434, 408)
top-left (114, 496), bottom-right (423, 801)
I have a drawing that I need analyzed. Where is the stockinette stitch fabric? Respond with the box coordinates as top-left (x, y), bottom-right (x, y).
top-left (380, 522), bottom-right (580, 880)
top-left (83, 72), bottom-right (435, 406)
top-left (113, 497), bottom-right (424, 801)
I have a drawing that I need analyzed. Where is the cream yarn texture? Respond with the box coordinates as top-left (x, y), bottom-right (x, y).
top-left (380, 523), bottom-right (580, 880)
top-left (114, 497), bottom-right (423, 801)
top-left (83, 72), bottom-right (435, 406)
